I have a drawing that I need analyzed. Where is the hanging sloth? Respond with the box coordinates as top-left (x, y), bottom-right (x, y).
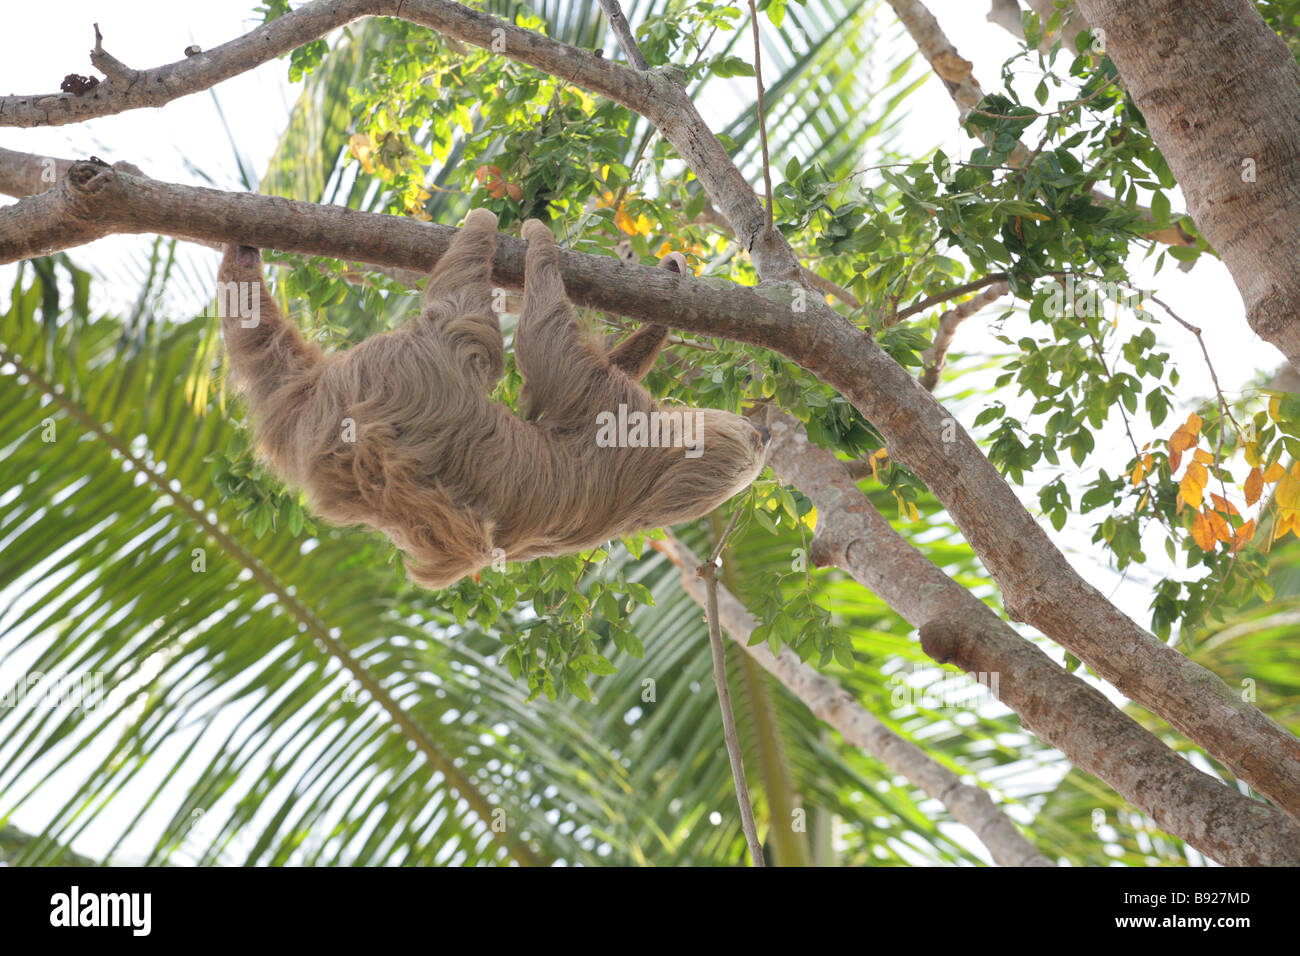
top-left (216, 210), bottom-right (769, 588)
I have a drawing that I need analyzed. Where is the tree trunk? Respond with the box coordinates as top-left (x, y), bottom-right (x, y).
top-left (1075, 0), bottom-right (1300, 369)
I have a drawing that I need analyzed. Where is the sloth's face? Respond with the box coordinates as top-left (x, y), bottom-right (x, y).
top-left (626, 410), bottom-right (770, 530)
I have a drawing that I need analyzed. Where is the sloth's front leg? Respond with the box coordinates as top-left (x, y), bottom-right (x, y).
top-left (420, 207), bottom-right (500, 321)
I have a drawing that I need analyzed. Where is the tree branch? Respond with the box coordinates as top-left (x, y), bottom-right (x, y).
top-left (920, 614), bottom-right (1300, 865)
top-left (895, 272), bottom-right (1010, 323)
top-left (762, 413), bottom-right (1300, 866)
top-left (919, 281), bottom-right (1010, 390)
top-left (654, 533), bottom-right (1053, 867)
top-left (597, 0), bottom-right (650, 71)
top-left (0, 0), bottom-right (800, 281)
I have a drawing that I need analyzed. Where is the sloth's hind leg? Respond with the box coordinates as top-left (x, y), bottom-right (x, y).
top-left (515, 219), bottom-right (613, 426)
top-left (422, 207), bottom-right (500, 318)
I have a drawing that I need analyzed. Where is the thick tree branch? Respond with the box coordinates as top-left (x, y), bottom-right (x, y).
top-left (0, 147), bottom-right (430, 287)
top-left (0, 160), bottom-right (802, 337)
top-left (1073, 0), bottom-right (1300, 372)
top-left (653, 533), bottom-right (1053, 867)
top-left (919, 614), bottom-right (1300, 866)
top-left (763, 413), bottom-right (1300, 866)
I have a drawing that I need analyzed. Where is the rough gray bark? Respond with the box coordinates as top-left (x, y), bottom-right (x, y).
top-left (1074, 0), bottom-right (1300, 370)
top-left (762, 413), bottom-right (1300, 866)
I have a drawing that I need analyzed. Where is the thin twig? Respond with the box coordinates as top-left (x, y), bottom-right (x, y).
top-left (709, 505), bottom-right (745, 565)
top-left (895, 272), bottom-right (1010, 323)
top-left (747, 0), bottom-right (774, 237)
top-left (919, 281), bottom-right (1009, 389)
top-left (698, 506), bottom-right (764, 866)
top-left (598, 0), bottom-right (650, 70)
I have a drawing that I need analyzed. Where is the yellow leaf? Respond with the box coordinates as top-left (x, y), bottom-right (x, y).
top-left (1186, 461), bottom-right (1207, 488)
top-left (349, 133), bottom-right (377, 174)
top-left (1129, 461), bottom-right (1145, 486)
top-left (1191, 511), bottom-right (1215, 551)
top-left (1245, 467), bottom-right (1264, 505)
top-left (1179, 472), bottom-right (1204, 509)
top-left (1210, 493), bottom-right (1239, 516)
top-left (1270, 395), bottom-right (1282, 420)
top-left (1264, 462), bottom-right (1286, 483)
top-left (1232, 518), bottom-right (1256, 553)
top-left (1276, 470), bottom-right (1300, 510)
top-left (1206, 508), bottom-right (1232, 543)
top-left (1168, 427), bottom-right (1196, 454)
top-left (907, 501), bottom-right (920, 522)
top-left (1186, 412), bottom-right (1203, 434)
top-left (1169, 447), bottom-right (1183, 473)
top-left (613, 204), bottom-right (650, 236)
top-left (1192, 448), bottom-right (1213, 465)
top-left (1244, 441), bottom-right (1261, 466)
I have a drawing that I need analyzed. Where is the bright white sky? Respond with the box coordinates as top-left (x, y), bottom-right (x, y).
top-left (0, 0), bottom-right (1274, 864)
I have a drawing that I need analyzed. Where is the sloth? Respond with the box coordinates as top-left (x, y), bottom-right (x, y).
top-left (216, 210), bottom-right (769, 588)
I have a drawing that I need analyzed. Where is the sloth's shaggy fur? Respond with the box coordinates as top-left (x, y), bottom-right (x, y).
top-left (217, 210), bottom-right (768, 588)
